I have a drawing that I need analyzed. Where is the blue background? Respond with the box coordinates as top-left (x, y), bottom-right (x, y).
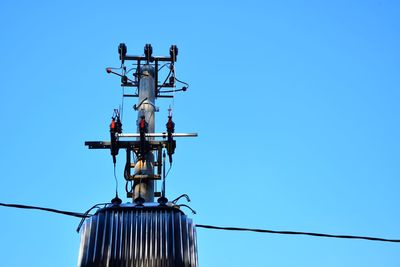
top-left (0, 1), bottom-right (399, 266)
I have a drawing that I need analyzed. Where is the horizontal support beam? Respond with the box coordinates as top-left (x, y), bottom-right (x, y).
top-left (124, 55), bottom-right (173, 62)
top-left (85, 140), bottom-right (169, 150)
top-left (123, 94), bottom-right (139, 97)
top-left (121, 84), bottom-right (176, 88)
top-left (123, 94), bottom-right (174, 98)
top-left (117, 133), bottom-right (198, 138)
top-left (128, 174), bottom-right (161, 181)
top-left (120, 83), bottom-right (136, 87)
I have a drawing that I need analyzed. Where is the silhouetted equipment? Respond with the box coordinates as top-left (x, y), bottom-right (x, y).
top-left (138, 115), bottom-right (148, 161)
top-left (169, 45), bottom-right (178, 62)
top-left (80, 44), bottom-right (198, 267)
top-left (166, 115), bottom-right (176, 164)
top-left (110, 109), bottom-right (122, 164)
top-left (144, 43), bottom-right (153, 62)
top-left (118, 43), bottom-right (127, 64)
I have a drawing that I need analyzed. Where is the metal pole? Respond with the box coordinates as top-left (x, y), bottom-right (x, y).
top-left (133, 64), bottom-right (155, 202)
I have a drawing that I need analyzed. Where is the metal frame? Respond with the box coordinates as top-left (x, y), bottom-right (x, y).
top-left (118, 44), bottom-right (178, 99)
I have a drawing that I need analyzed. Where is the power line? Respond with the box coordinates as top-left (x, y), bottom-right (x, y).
top-left (1, 202), bottom-right (399, 243)
top-left (0, 202), bottom-right (88, 218)
top-left (196, 224), bottom-right (400, 243)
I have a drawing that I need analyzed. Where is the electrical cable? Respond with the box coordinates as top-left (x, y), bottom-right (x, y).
top-left (158, 63), bottom-right (170, 72)
top-left (76, 203), bottom-right (109, 233)
top-left (125, 180), bottom-right (133, 194)
top-left (159, 88), bottom-right (187, 93)
top-left (106, 68), bottom-right (136, 83)
top-left (165, 163), bottom-right (172, 179)
top-left (171, 65), bottom-right (176, 108)
top-left (1, 202), bottom-right (400, 243)
top-left (162, 150), bottom-right (166, 197)
top-left (171, 194), bottom-right (191, 204)
top-left (120, 88), bottom-right (125, 121)
top-left (157, 68), bottom-right (172, 91)
top-left (126, 66), bottom-right (136, 74)
top-left (0, 202), bottom-right (88, 218)
top-left (174, 77), bottom-right (189, 89)
top-left (134, 97), bottom-right (148, 110)
top-left (195, 224), bottom-right (400, 243)
top-left (177, 204), bottom-right (196, 214)
top-left (113, 163), bottom-right (119, 196)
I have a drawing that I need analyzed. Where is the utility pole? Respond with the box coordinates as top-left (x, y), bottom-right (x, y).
top-left (78, 44), bottom-right (198, 267)
top-left (133, 63), bottom-right (156, 202)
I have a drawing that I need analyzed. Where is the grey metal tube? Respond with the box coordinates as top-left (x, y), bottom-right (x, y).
top-left (133, 64), bottom-right (155, 202)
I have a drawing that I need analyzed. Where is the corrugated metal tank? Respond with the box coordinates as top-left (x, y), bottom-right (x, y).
top-left (77, 204), bottom-right (198, 267)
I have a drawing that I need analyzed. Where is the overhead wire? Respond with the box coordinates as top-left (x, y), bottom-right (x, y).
top-left (195, 224), bottom-right (400, 243)
top-left (0, 202), bottom-right (88, 218)
top-left (1, 202), bottom-right (399, 243)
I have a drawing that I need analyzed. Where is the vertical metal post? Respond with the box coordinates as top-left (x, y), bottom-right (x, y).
top-left (133, 64), bottom-right (155, 202)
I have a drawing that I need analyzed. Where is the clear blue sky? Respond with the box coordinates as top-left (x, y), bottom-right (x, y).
top-left (0, 1), bottom-right (399, 266)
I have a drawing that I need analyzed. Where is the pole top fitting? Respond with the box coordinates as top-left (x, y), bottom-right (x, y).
top-left (144, 44), bottom-right (153, 63)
